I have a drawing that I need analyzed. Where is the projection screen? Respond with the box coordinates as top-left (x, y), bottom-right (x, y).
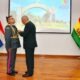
top-left (10, 0), bottom-right (71, 33)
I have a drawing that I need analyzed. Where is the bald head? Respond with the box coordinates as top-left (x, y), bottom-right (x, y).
top-left (21, 16), bottom-right (29, 25)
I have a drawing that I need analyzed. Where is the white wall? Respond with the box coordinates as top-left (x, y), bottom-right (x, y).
top-left (0, 0), bottom-right (8, 53)
top-left (0, 0), bottom-right (80, 55)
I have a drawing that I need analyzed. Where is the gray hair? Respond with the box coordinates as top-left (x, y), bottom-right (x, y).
top-left (21, 15), bottom-right (29, 20)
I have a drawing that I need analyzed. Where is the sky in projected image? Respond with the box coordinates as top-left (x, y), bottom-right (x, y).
top-left (10, 0), bottom-right (71, 33)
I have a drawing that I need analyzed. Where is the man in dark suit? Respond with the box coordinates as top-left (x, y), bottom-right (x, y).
top-left (19, 16), bottom-right (37, 77)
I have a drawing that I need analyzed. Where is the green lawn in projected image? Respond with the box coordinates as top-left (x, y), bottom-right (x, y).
top-left (10, 0), bottom-right (71, 32)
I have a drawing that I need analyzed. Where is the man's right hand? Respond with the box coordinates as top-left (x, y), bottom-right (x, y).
top-left (18, 30), bottom-right (22, 33)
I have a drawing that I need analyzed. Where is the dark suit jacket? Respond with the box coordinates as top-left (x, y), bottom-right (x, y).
top-left (19, 21), bottom-right (37, 49)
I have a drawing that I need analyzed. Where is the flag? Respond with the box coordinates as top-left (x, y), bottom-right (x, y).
top-left (0, 39), bottom-right (3, 47)
top-left (71, 18), bottom-right (80, 48)
top-left (0, 21), bottom-right (4, 47)
top-left (0, 21), bottom-right (5, 35)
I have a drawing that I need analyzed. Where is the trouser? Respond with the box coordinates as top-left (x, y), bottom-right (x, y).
top-left (25, 48), bottom-right (35, 75)
top-left (7, 48), bottom-right (17, 73)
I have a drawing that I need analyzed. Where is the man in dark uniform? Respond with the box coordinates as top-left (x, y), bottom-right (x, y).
top-left (19, 16), bottom-right (37, 77)
top-left (5, 16), bottom-right (21, 76)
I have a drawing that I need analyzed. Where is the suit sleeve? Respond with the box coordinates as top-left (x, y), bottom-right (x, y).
top-left (5, 27), bottom-right (12, 48)
top-left (19, 25), bottom-right (31, 38)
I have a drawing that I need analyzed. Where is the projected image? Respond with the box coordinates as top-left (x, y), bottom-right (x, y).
top-left (10, 0), bottom-right (71, 33)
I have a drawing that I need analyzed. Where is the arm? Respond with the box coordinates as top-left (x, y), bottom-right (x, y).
top-left (5, 26), bottom-right (12, 48)
top-left (19, 31), bottom-right (24, 36)
top-left (19, 25), bottom-right (31, 38)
